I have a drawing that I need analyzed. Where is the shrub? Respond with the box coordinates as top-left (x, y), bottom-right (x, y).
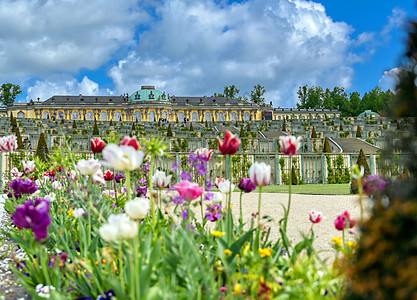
top-left (93, 120), bottom-right (99, 136)
top-left (323, 137), bottom-right (332, 153)
top-left (13, 126), bottom-right (24, 149)
top-left (311, 126), bottom-right (317, 138)
top-left (166, 124), bottom-right (173, 137)
top-left (72, 120), bottom-right (77, 129)
top-left (356, 126), bottom-right (362, 138)
top-left (35, 132), bottom-right (49, 163)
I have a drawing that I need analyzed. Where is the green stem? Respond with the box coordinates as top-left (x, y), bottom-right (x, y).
top-left (149, 156), bottom-right (156, 222)
top-left (125, 171), bottom-right (131, 202)
top-left (133, 234), bottom-right (140, 299)
top-left (200, 195), bottom-right (204, 224)
top-left (257, 187), bottom-right (262, 226)
top-left (284, 166), bottom-right (292, 233)
top-left (118, 241), bottom-right (125, 288)
top-left (129, 240), bottom-right (136, 300)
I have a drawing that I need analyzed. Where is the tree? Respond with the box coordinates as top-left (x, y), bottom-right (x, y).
top-left (132, 122), bottom-right (136, 131)
top-left (311, 126), bottom-right (317, 138)
top-left (296, 85), bottom-right (324, 109)
top-left (223, 85), bottom-right (240, 99)
top-left (239, 125), bottom-right (245, 138)
top-left (250, 84), bottom-right (266, 104)
top-left (35, 132), bottom-right (49, 163)
top-left (356, 126), bottom-right (362, 138)
top-left (166, 124), bottom-right (173, 137)
top-left (93, 119), bottom-right (99, 136)
top-left (13, 126), bottom-right (23, 149)
top-left (323, 137), bottom-right (332, 153)
top-left (189, 123), bottom-right (193, 131)
top-left (339, 123), bottom-right (344, 131)
top-left (282, 119), bottom-right (286, 131)
top-left (72, 120), bottom-right (77, 129)
top-left (0, 83), bottom-right (22, 106)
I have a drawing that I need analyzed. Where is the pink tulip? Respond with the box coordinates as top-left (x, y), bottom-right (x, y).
top-left (309, 210), bottom-right (323, 224)
top-left (279, 136), bottom-right (302, 155)
top-left (90, 137), bottom-right (105, 154)
top-left (121, 136), bottom-right (140, 150)
top-left (343, 210), bottom-right (356, 228)
top-left (217, 131), bottom-right (241, 155)
top-left (174, 180), bottom-right (204, 201)
top-left (334, 215), bottom-right (346, 231)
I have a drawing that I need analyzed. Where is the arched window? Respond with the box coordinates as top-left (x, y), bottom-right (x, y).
top-left (232, 112), bottom-right (237, 121)
top-left (115, 112), bottom-right (121, 121)
top-left (58, 111), bottom-right (64, 119)
top-left (72, 111), bottom-right (79, 120)
top-left (17, 112), bottom-right (24, 118)
top-left (218, 112), bottom-right (224, 122)
top-left (192, 112), bottom-right (198, 122)
top-left (43, 111), bottom-right (49, 119)
top-left (163, 111), bottom-right (167, 120)
top-left (244, 112), bottom-right (250, 121)
top-left (86, 111), bottom-right (93, 121)
top-left (149, 111), bottom-right (155, 122)
top-left (205, 112), bottom-right (211, 122)
top-left (101, 112), bottom-right (107, 121)
top-left (135, 111), bottom-right (141, 122)
top-left (178, 112), bottom-right (184, 122)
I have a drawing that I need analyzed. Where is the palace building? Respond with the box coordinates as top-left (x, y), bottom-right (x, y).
top-left (4, 85), bottom-right (340, 121)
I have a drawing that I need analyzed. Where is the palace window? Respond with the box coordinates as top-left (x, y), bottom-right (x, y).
top-left (87, 111), bottom-right (93, 121)
top-left (244, 112), bottom-right (250, 121)
top-left (17, 112), bottom-right (25, 118)
top-left (115, 112), bottom-right (121, 121)
top-left (135, 92), bottom-right (140, 100)
top-left (192, 112), bottom-right (198, 122)
top-left (232, 112), bottom-right (237, 121)
top-left (163, 111), bottom-right (167, 120)
top-left (43, 111), bottom-right (49, 119)
top-left (72, 111), bottom-right (79, 120)
top-left (205, 112), bottom-right (211, 122)
top-left (135, 111), bottom-right (141, 122)
top-left (178, 112), bottom-right (184, 122)
top-left (219, 112), bottom-right (224, 122)
top-left (58, 111), bottom-right (64, 119)
top-left (101, 112), bottom-right (107, 121)
top-left (149, 111), bottom-right (156, 122)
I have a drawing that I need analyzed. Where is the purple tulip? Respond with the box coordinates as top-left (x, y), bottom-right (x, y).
top-left (238, 178), bottom-right (256, 193)
top-left (12, 198), bottom-right (51, 241)
top-left (9, 178), bottom-right (38, 195)
top-left (363, 175), bottom-right (389, 197)
top-left (114, 172), bottom-right (125, 183)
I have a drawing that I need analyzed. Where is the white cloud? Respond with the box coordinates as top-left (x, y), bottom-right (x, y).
top-left (26, 76), bottom-right (113, 102)
top-left (108, 0), bottom-right (355, 106)
top-left (0, 0), bottom-right (149, 80)
top-left (378, 67), bottom-right (400, 91)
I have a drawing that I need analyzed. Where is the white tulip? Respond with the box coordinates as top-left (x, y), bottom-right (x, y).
top-left (73, 208), bottom-right (85, 218)
top-left (119, 219), bottom-right (138, 239)
top-left (22, 160), bottom-right (35, 174)
top-left (249, 162), bottom-right (271, 187)
top-left (99, 223), bottom-right (120, 242)
top-left (51, 181), bottom-right (62, 190)
top-left (76, 159), bottom-right (101, 176)
top-left (102, 144), bottom-right (145, 171)
top-left (44, 192), bottom-right (56, 202)
top-left (125, 197), bottom-right (150, 219)
top-left (217, 180), bottom-right (235, 194)
top-left (152, 170), bottom-right (172, 188)
top-left (211, 192), bottom-right (223, 203)
top-left (91, 169), bottom-right (105, 185)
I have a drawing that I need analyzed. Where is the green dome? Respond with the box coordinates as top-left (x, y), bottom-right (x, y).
top-left (130, 86), bottom-right (168, 102)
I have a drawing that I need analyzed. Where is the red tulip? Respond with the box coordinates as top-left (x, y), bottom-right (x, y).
top-left (174, 180), bottom-right (204, 201)
top-left (309, 210), bottom-right (323, 224)
top-left (104, 170), bottom-right (114, 181)
top-left (343, 211), bottom-right (356, 228)
top-left (121, 136), bottom-right (140, 150)
top-left (217, 131), bottom-right (241, 155)
top-left (91, 137), bottom-right (106, 154)
top-left (49, 170), bottom-right (56, 177)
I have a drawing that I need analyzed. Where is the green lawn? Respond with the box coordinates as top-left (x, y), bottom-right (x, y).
top-left (254, 183), bottom-right (351, 195)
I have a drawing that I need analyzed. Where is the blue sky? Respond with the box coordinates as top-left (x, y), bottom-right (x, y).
top-left (0, 0), bottom-right (415, 107)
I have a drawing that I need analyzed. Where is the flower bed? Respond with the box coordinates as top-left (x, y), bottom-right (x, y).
top-left (1, 133), bottom-right (363, 299)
